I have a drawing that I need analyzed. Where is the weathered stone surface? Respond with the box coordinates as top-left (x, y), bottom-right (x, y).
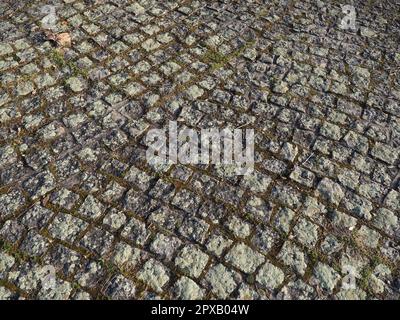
top-left (48, 213), bottom-right (88, 242)
top-left (278, 242), bottom-right (307, 276)
top-left (0, 0), bottom-right (398, 301)
top-left (78, 195), bottom-right (104, 220)
top-left (172, 276), bottom-right (204, 300)
top-left (225, 243), bottom-right (264, 274)
top-left (311, 263), bottom-right (340, 293)
top-left (0, 252), bottom-right (15, 279)
top-left (66, 77), bottom-right (85, 92)
top-left (278, 280), bottom-right (315, 300)
top-left (273, 207), bottom-right (295, 234)
top-left (204, 264), bottom-right (237, 299)
top-left (175, 245), bottom-right (209, 278)
top-left (316, 178), bottom-right (344, 206)
top-left (110, 242), bottom-right (142, 271)
top-left (104, 275), bottom-right (136, 300)
top-left (23, 171), bottom-right (56, 200)
top-left (137, 259), bottom-right (169, 293)
top-left (37, 279), bottom-right (72, 300)
top-left (372, 208), bottom-right (398, 236)
top-left (356, 225), bottom-right (381, 248)
top-left (256, 262), bottom-right (284, 290)
top-left (293, 219), bottom-right (320, 247)
top-left (206, 234), bottom-right (233, 257)
top-left (0, 190), bottom-right (25, 218)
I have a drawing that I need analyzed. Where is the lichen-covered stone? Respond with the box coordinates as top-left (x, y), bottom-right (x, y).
top-left (311, 263), bottom-right (341, 293)
top-left (137, 259), bottom-right (170, 293)
top-left (48, 213), bottom-right (88, 242)
top-left (205, 264), bottom-right (237, 298)
top-left (256, 262), bottom-right (284, 290)
top-left (372, 208), bottom-right (398, 236)
top-left (206, 234), bottom-right (233, 257)
top-left (278, 241), bottom-right (307, 276)
top-left (356, 225), bottom-right (381, 248)
top-left (172, 276), bottom-right (204, 300)
top-left (66, 77), bottom-right (85, 92)
top-left (273, 207), bottom-right (295, 234)
top-left (293, 219), bottom-right (320, 247)
top-left (110, 242), bottom-right (142, 272)
top-left (225, 243), bottom-right (264, 274)
top-left (175, 245), bottom-right (209, 278)
top-left (316, 178), bottom-right (344, 206)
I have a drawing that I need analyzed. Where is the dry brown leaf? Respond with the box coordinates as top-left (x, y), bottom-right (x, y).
top-left (56, 32), bottom-right (71, 47)
top-left (42, 194), bottom-right (50, 206)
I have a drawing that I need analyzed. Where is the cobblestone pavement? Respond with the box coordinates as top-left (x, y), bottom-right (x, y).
top-left (0, 0), bottom-right (399, 300)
